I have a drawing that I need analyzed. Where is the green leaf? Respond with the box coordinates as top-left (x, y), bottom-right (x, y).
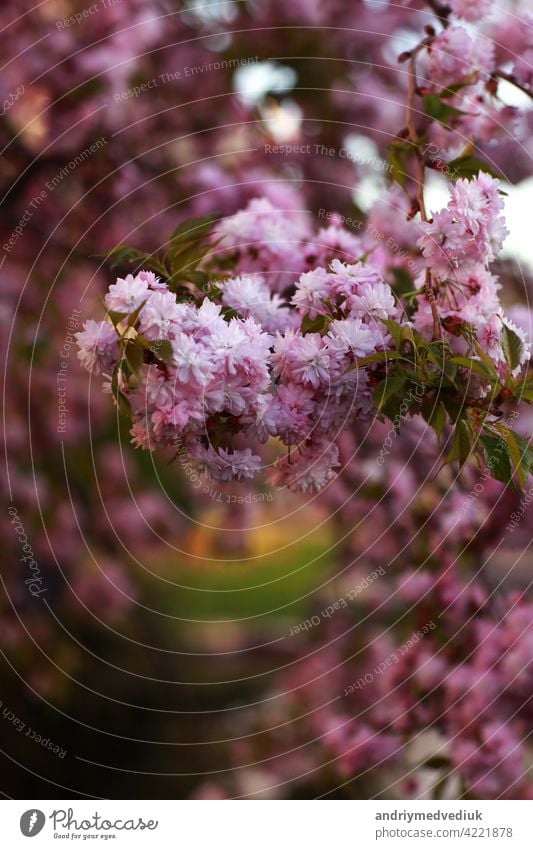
top-left (421, 396), bottom-right (447, 440)
top-left (301, 313), bottom-right (327, 335)
top-left (126, 299), bottom-right (148, 328)
top-left (169, 240), bottom-right (213, 278)
top-left (440, 394), bottom-right (465, 424)
top-left (106, 308), bottom-right (128, 328)
top-left (104, 245), bottom-right (168, 278)
top-left (450, 356), bottom-right (493, 378)
top-left (480, 434), bottom-right (513, 487)
top-left (422, 93), bottom-right (470, 127)
top-left (169, 213), bottom-right (219, 246)
top-left (439, 75), bottom-right (477, 99)
top-left (187, 271), bottom-right (213, 291)
top-left (401, 324), bottom-right (417, 348)
top-left (373, 372), bottom-right (408, 412)
top-left (106, 245), bottom-right (146, 266)
top-left (123, 339), bottom-right (144, 376)
top-left (472, 340), bottom-right (498, 380)
top-left (501, 323), bottom-right (524, 371)
top-left (422, 93), bottom-right (445, 120)
top-left (446, 153), bottom-right (503, 181)
top-left (388, 267), bottom-right (414, 297)
top-left (154, 339), bottom-right (173, 364)
top-left (387, 140), bottom-right (413, 189)
top-left (347, 350), bottom-right (403, 370)
top-left (447, 419), bottom-right (473, 467)
top-left (382, 393), bottom-right (407, 429)
top-left (493, 425), bottom-right (533, 488)
top-left (435, 355), bottom-right (458, 386)
top-left (137, 335), bottom-right (173, 364)
top-left (381, 319), bottom-right (404, 350)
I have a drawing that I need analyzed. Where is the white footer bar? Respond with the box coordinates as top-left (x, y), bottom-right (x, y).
top-left (1, 800), bottom-right (531, 848)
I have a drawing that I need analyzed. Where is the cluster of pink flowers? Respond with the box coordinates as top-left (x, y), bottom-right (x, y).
top-left (77, 168), bottom-right (529, 492)
top-left (449, 0), bottom-right (493, 23)
top-left (415, 174), bottom-right (529, 375)
top-left (418, 173), bottom-right (508, 277)
top-left (215, 198), bottom-right (312, 290)
top-left (425, 26), bottom-right (495, 88)
top-left (419, 16), bottom-right (525, 159)
top-left (76, 241), bottom-right (398, 491)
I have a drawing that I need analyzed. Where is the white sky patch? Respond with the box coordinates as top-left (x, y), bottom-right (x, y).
top-left (343, 133), bottom-right (380, 164)
top-left (424, 172), bottom-right (451, 213)
top-left (234, 62), bottom-right (297, 108)
top-left (382, 27), bottom-right (422, 66)
top-left (499, 177), bottom-right (533, 269)
top-left (353, 175), bottom-right (383, 210)
top-left (184, 0), bottom-right (237, 24)
top-left (496, 78), bottom-right (533, 109)
top-left (260, 99), bottom-right (302, 142)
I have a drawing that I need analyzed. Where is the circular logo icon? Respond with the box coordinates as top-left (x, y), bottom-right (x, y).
top-left (20, 810), bottom-right (46, 837)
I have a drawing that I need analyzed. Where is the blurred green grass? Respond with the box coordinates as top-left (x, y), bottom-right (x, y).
top-left (159, 541), bottom-right (332, 624)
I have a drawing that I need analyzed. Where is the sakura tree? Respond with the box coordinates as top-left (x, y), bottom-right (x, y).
top-left (3, 0), bottom-right (533, 800)
top-left (72, 0), bottom-right (533, 800)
